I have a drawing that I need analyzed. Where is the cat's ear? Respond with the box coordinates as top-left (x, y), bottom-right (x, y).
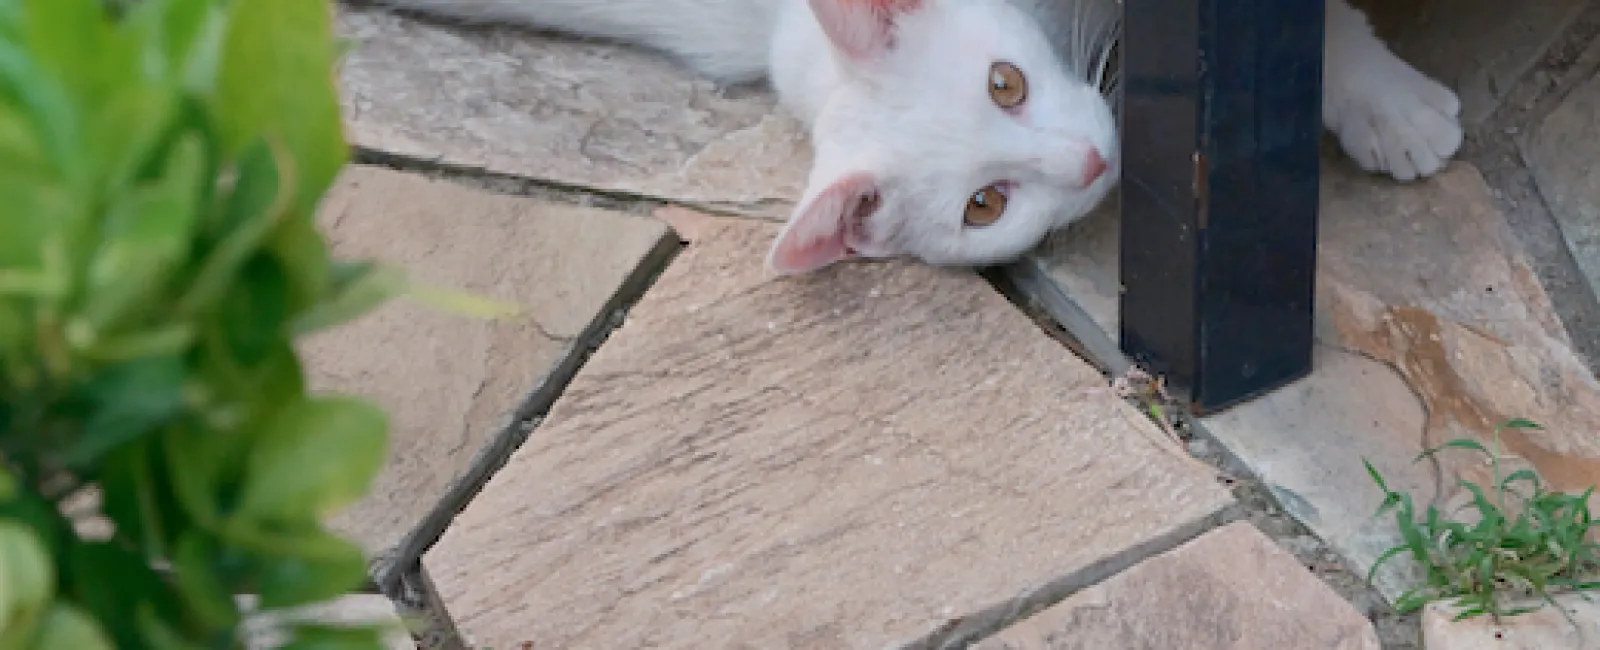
top-left (807, 0), bottom-right (921, 61)
top-left (766, 171), bottom-right (879, 275)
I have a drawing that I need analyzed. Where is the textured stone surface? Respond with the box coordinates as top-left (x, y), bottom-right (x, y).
top-left (424, 208), bottom-right (1233, 650)
top-left (1522, 67), bottom-right (1600, 302)
top-left (300, 165), bottom-right (670, 553)
top-left (1422, 596), bottom-right (1600, 649)
top-left (335, 5), bottom-right (809, 219)
top-left (975, 522), bottom-right (1380, 650)
top-left (1032, 161), bottom-right (1600, 601)
top-left (1361, 0), bottom-right (1587, 125)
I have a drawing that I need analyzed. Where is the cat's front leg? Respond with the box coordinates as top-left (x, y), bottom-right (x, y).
top-left (1321, 0), bottom-right (1462, 182)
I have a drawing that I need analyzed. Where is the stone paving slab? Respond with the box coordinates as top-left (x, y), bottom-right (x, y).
top-left (974, 521), bottom-right (1380, 650)
top-left (423, 208), bottom-right (1234, 649)
top-left (1422, 596), bottom-right (1600, 649)
top-left (299, 165), bottom-right (672, 554)
top-left (1521, 66), bottom-right (1600, 304)
top-left (1029, 160), bottom-right (1600, 601)
top-left (335, 5), bottom-right (809, 219)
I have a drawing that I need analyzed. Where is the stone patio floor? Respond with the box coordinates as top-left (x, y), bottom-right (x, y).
top-left (288, 2), bottom-right (1600, 649)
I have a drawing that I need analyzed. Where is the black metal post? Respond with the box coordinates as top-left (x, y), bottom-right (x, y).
top-left (1118, 0), bottom-right (1324, 415)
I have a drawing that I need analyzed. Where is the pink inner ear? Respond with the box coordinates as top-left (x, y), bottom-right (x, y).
top-left (766, 172), bottom-right (877, 276)
top-left (807, 0), bottom-right (921, 60)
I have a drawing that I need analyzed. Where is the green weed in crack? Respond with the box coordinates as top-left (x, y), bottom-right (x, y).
top-left (1364, 418), bottom-right (1600, 621)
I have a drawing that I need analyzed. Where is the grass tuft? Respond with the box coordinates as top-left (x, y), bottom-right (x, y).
top-left (1364, 419), bottom-right (1600, 621)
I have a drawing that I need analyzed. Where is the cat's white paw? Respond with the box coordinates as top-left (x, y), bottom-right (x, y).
top-left (1324, 62), bottom-right (1462, 182)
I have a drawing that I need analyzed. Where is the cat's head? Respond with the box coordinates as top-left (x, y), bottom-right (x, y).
top-left (767, 0), bottom-right (1119, 275)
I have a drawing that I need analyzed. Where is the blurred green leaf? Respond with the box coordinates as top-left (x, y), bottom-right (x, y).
top-left (97, 441), bottom-right (178, 558)
top-left (0, 519), bottom-right (53, 627)
top-left (210, 0), bottom-right (346, 212)
top-left (20, 0), bottom-right (111, 105)
top-left (278, 623), bottom-right (390, 650)
top-left (84, 76), bottom-right (175, 196)
top-left (1, 0), bottom-right (407, 646)
top-left (78, 132), bottom-right (203, 336)
top-left (61, 354), bottom-right (186, 468)
top-left (61, 539), bottom-right (182, 650)
top-left (270, 213), bottom-right (331, 322)
top-left (0, 492), bottom-right (68, 565)
top-left (27, 602), bottom-right (114, 650)
top-left (235, 396), bottom-right (387, 524)
top-left (405, 283), bottom-right (524, 322)
top-left (251, 531), bottom-right (368, 609)
top-left (217, 255), bottom-right (292, 368)
top-left (290, 261), bottom-right (406, 336)
top-left (121, 0), bottom-right (224, 92)
top-left (162, 423), bottom-right (241, 530)
top-left (170, 533), bottom-right (238, 632)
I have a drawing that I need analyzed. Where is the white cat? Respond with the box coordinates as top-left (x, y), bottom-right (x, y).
top-left (366, 0), bottom-right (1461, 275)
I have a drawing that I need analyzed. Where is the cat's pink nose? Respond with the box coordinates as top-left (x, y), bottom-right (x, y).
top-left (1083, 148), bottom-right (1108, 186)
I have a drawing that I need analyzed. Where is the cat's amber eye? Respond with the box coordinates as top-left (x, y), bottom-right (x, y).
top-left (988, 61), bottom-right (1027, 109)
top-left (964, 185), bottom-right (1007, 227)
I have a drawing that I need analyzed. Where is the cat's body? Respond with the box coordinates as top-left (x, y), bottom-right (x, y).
top-left (371, 0), bottom-right (1461, 274)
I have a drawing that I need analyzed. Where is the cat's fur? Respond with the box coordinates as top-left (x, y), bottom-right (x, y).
top-left (369, 0), bottom-right (1461, 275)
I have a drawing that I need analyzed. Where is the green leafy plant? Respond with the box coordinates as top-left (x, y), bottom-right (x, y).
top-left (1364, 418), bottom-right (1600, 621)
top-left (0, 0), bottom-right (413, 647)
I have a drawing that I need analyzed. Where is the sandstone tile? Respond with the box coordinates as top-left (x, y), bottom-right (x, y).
top-left (975, 522), bottom-right (1381, 650)
top-left (335, 5), bottom-right (809, 219)
top-left (299, 165), bottom-right (671, 553)
top-left (1422, 595), bottom-right (1600, 649)
top-left (1521, 67), bottom-right (1600, 302)
top-left (424, 209), bottom-right (1234, 649)
top-left (1029, 161), bottom-right (1600, 601)
top-left (1199, 344), bottom-right (1436, 598)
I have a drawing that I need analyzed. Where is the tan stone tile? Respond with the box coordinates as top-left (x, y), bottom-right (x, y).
top-left (1030, 161), bottom-right (1600, 600)
top-left (424, 209), bottom-right (1234, 649)
top-left (335, 6), bottom-right (809, 219)
top-left (300, 166), bottom-right (671, 553)
top-left (1422, 595), bottom-right (1600, 649)
top-left (975, 521), bottom-right (1380, 650)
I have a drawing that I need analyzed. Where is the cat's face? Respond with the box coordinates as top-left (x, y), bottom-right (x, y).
top-left (768, 0), bottom-right (1119, 275)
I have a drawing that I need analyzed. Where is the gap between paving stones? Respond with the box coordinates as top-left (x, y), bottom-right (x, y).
top-left (989, 267), bottom-right (1424, 649)
top-left (334, 159), bottom-right (687, 646)
top-left (340, 153), bottom-right (1308, 649)
top-left (369, 240), bottom-right (682, 595)
top-left (915, 507), bottom-right (1236, 650)
top-left (1466, 1), bottom-right (1600, 369)
top-left (309, 2), bottom-right (1588, 645)
top-left (347, 94), bottom-right (1414, 646)
top-left (351, 146), bottom-right (793, 221)
top-left (346, 124), bottom-right (1403, 648)
top-left (339, 148), bottom-right (691, 597)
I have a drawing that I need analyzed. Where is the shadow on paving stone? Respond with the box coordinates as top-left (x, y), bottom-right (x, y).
top-left (1025, 158), bottom-right (1600, 602)
top-left (420, 208), bottom-right (1234, 650)
top-left (334, 3), bottom-right (810, 219)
